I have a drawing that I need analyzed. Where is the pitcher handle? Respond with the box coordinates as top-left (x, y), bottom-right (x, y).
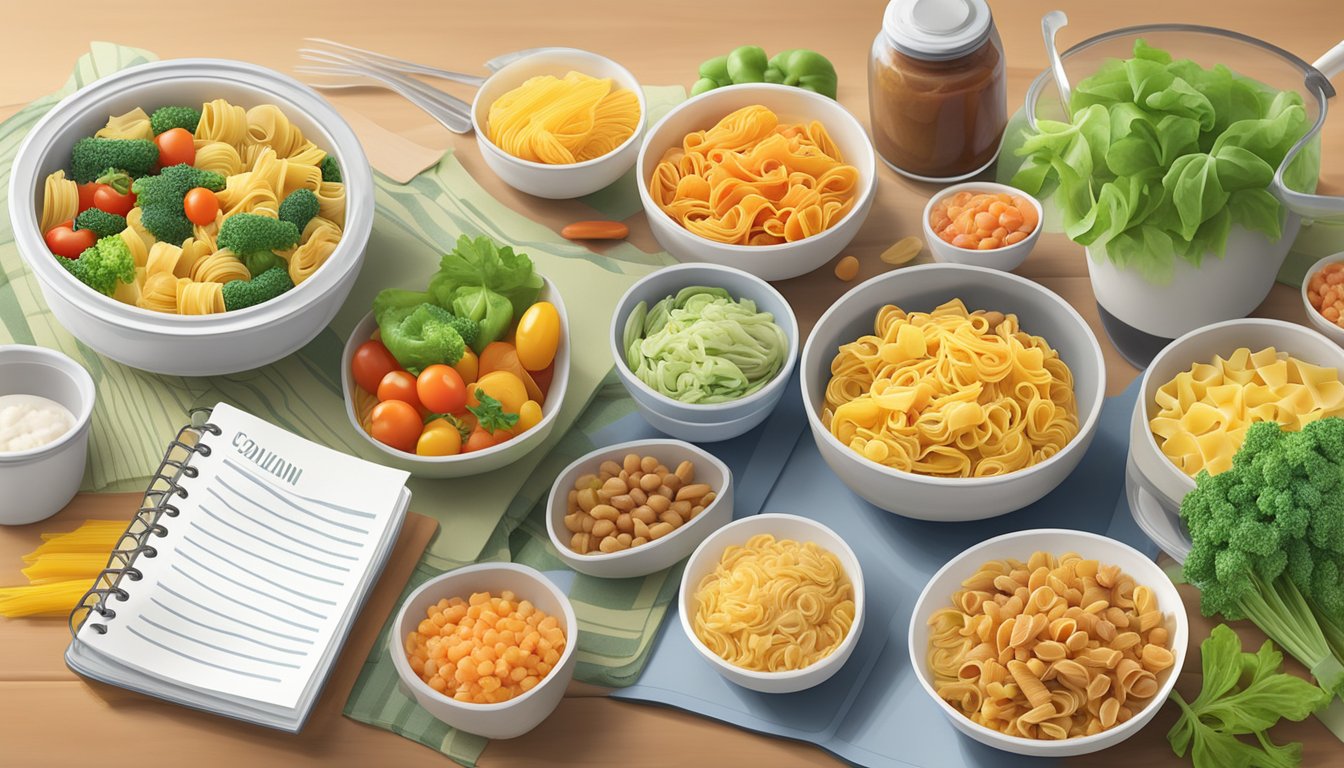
top-left (1276, 39), bottom-right (1344, 222)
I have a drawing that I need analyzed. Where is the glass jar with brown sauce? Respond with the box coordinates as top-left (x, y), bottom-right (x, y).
top-left (869, 0), bottom-right (1007, 181)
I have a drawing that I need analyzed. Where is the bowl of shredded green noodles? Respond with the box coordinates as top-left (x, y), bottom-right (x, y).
top-left (610, 263), bottom-right (798, 440)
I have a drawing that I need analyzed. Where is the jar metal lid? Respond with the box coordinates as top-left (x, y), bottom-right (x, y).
top-left (881, 0), bottom-right (993, 61)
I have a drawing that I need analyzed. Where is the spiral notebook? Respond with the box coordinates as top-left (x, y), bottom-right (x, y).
top-left (65, 403), bottom-right (412, 733)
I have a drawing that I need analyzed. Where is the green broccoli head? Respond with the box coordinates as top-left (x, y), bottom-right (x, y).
top-left (221, 266), bottom-right (294, 312)
top-left (149, 106), bottom-right (201, 135)
top-left (374, 288), bottom-right (481, 351)
top-left (218, 213), bottom-right (300, 258)
top-left (71, 138), bottom-right (158, 183)
top-left (320, 155), bottom-right (342, 183)
top-left (131, 164), bottom-right (226, 243)
top-left (241, 251), bottom-right (286, 278)
top-left (73, 208), bottom-right (128, 239)
top-left (60, 235), bottom-right (135, 295)
top-left (278, 189), bottom-right (320, 233)
top-left (378, 302), bottom-right (466, 374)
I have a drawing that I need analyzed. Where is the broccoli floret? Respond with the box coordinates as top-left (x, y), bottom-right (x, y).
top-left (217, 214), bottom-right (300, 277)
top-left (130, 164), bottom-right (226, 243)
top-left (73, 208), bottom-right (127, 239)
top-left (320, 155), bottom-right (342, 183)
top-left (378, 302), bottom-right (466, 374)
top-left (59, 235), bottom-right (135, 295)
top-left (278, 189), bottom-right (319, 233)
top-left (221, 267), bottom-right (294, 311)
top-left (373, 288), bottom-right (480, 349)
top-left (149, 106), bottom-right (201, 135)
top-left (71, 138), bottom-right (158, 183)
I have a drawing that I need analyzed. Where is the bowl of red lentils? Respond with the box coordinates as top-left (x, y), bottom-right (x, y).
top-left (923, 182), bottom-right (1042, 272)
top-left (389, 562), bottom-right (578, 739)
top-left (1303, 252), bottom-right (1344, 347)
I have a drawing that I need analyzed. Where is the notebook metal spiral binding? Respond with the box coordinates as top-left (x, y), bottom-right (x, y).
top-left (68, 408), bottom-right (222, 638)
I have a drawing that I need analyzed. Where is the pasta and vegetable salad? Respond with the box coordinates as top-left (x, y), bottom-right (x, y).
top-left (37, 100), bottom-right (345, 314)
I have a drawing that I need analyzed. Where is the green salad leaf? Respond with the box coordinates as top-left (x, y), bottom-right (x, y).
top-left (427, 235), bottom-right (543, 351)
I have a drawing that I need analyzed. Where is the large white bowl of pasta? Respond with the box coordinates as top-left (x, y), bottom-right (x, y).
top-left (636, 83), bottom-right (877, 282)
top-left (7, 59), bottom-right (372, 376)
top-left (800, 263), bottom-right (1106, 521)
top-left (909, 529), bottom-right (1187, 757)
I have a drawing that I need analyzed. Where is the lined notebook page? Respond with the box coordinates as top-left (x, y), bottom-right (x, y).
top-left (77, 403), bottom-right (409, 709)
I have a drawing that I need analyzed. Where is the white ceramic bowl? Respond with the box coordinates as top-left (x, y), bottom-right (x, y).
top-left (1301, 252), bottom-right (1344, 346)
top-left (388, 563), bottom-right (578, 739)
top-left (909, 528), bottom-right (1188, 757)
top-left (923, 182), bottom-right (1043, 272)
top-left (340, 276), bottom-right (569, 478)
top-left (1129, 318), bottom-right (1344, 512)
top-left (678, 513), bottom-right (864, 693)
top-left (546, 439), bottom-right (734, 579)
top-left (635, 83), bottom-right (877, 281)
top-left (800, 263), bottom-right (1106, 521)
top-left (610, 263), bottom-right (799, 442)
top-left (7, 59), bottom-right (373, 376)
top-left (471, 48), bottom-right (646, 199)
top-left (0, 345), bottom-right (95, 525)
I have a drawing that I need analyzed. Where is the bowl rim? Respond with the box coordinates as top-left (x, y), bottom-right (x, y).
top-left (906, 527), bottom-right (1189, 751)
top-left (470, 47), bottom-right (648, 172)
top-left (1300, 251), bottom-right (1344, 340)
top-left (341, 274), bottom-right (570, 466)
top-left (609, 261), bottom-right (800, 416)
top-left (922, 181), bottom-right (1044, 255)
top-left (0, 345), bottom-right (96, 463)
top-left (634, 82), bottom-right (878, 255)
top-left (800, 262), bottom-right (1107, 488)
top-left (544, 438), bottom-right (733, 565)
top-left (677, 512), bottom-right (866, 682)
top-left (8, 58), bottom-right (374, 335)
top-left (389, 562), bottom-right (579, 713)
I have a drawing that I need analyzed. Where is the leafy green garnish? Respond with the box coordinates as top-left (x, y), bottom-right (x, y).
top-left (467, 391), bottom-right (519, 434)
top-left (427, 235), bottom-right (543, 352)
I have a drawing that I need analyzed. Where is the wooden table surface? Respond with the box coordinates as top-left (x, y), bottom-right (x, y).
top-left (3, 0), bottom-right (1343, 766)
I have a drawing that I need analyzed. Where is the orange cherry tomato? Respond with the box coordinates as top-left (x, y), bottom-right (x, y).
top-left (370, 399), bottom-right (422, 453)
top-left (351, 339), bottom-right (400, 394)
top-left (77, 183), bottom-right (99, 212)
top-left (416, 364), bottom-right (467, 414)
top-left (44, 225), bottom-right (96, 259)
top-left (515, 301), bottom-right (561, 372)
top-left (463, 426), bottom-right (508, 453)
top-left (183, 187), bottom-right (220, 226)
top-left (454, 347), bottom-right (479, 384)
top-left (377, 370), bottom-right (422, 410)
top-left (93, 185), bottom-right (136, 216)
top-left (155, 128), bottom-right (196, 167)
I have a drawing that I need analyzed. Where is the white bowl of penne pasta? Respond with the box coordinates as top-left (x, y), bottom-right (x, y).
top-left (8, 59), bottom-right (372, 375)
top-left (908, 528), bottom-right (1187, 757)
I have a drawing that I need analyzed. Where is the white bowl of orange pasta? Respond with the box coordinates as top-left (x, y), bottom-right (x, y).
top-left (636, 83), bottom-right (877, 282)
top-left (800, 263), bottom-right (1106, 521)
top-left (908, 529), bottom-right (1187, 757)
top-left (8, 59), bottom-right (372, 376)
top-left (471, 48), bottom-right (646, 199)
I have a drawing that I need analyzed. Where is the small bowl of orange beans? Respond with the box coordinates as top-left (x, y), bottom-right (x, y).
top-left (1303, 253), bottom-right (1344, 347)
top-left (923, 182), bottom-right (1043, 272)
top-left (389, 562), bottom-right (578, 739)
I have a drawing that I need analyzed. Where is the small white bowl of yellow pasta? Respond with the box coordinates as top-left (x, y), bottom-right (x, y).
top-left (908, 529), bottom-right (1187, 757)
top-left (471, 48), bottom-right (646, 199)
top-left (679, 513), bottom-right (864, 694)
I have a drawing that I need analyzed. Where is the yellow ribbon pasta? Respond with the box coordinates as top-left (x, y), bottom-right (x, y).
top-left (195, 98), bottom-right (248, 147)
top-left (288, 219), bottom-right (341, 285)
top-left (95, 107), bottom-right (152, 140)
top-left (193, 140), bottom-right (244, 176)
top-left (648, 105), bottom-right (860, 245)
top-left (39, 170), bottom-right (78, 233)
top-left (486, 71), bottom-right (640, 164)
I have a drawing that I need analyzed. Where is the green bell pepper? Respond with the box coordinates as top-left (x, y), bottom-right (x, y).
top-left (765, 49), bottom-right (838, 99)
top-left (690, 46), bottom-right (837, 99)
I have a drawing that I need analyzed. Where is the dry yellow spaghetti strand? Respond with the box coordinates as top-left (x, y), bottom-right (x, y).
top-left (823, 300), bottom-right (1079, 478)
top-left (692, 533), bottom-right (854, 672)
top-left (487, 71), bottom-right (639, 164)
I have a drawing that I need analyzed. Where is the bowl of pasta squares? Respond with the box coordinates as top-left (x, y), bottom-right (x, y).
top-left (908, 529), bottom-right (1188, 757)
top-left (8, 58), bottom-right (372, 376)
top-left (636, 83), bottom-right (878, 282)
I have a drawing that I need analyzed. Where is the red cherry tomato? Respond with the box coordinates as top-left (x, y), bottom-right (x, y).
top-left (44, 225), bottom-right (96, 259)
top-left (351, 339), bottom-right (400, 395)
top-left (155, 128), bottom-right (196, 167)
top-left (77, 183), bottom-right (100, 213)
top-left (93, 185), bottom-right (136, 217)
top-left (416, 364), bottom-right (467, 414)
top-left (377, 370), bottom-right (423, 410)
top-left (463, 426), bottom-right (508, 453)
top-left (183, 187), bottom-right (220, 226)
top-left (370, 400), bottom-right (422, 453)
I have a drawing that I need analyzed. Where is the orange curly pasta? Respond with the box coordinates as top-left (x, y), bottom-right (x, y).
top-left (486, 71), bottom-right (640, 164)
top-left (648, 105), bottom-right (860, 245)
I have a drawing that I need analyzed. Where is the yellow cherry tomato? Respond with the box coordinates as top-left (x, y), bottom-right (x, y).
top-left (515, 301), bottom-right (561, 372)
top-left (455, 347), bottom-right (479, 384)
top-left (515, 400), bottom-right (543, 434)
top-left (416, 420), bottom-right (462, 456)
top-left (469, 371), bottom-right (528, 414)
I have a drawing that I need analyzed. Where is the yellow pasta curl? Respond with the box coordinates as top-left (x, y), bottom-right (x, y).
top-left (95, 107), bottom-right (152, 140)
top-left (190, 249), bottom-right (250, 284)
top-left (39, 170), bottom-right (79, 233)
top-left (193, 140), bottom-right (244, 176)
top-left (195, 98), bottom-right (248, 147)
top-left (486, 71), bottom-right (640, 164)
top-left (289, 219), bottom-right (340, 285)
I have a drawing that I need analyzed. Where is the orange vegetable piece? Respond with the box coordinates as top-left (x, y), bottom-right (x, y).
top-left (834, 255), bottom-right (860, 281)
top-left (478, 342), bottom-right (545, 403)
top-left (560, 221), bottom-right (629, 240)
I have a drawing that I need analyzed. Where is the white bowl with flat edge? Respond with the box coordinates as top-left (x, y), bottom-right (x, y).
top-left (340, 276), bottom-right (569, 478)
top-left (909, 528), bottom-right (1188, 757)
top-left (388, 562), bottom-right (578, 739)
top-left (7, 59), bottom-right (373, 376)
top-left (799, 263), bottom-right (1106, 521)
top-left (546, 439), bottom-right (733, 579)
top-left (636, 83), bottom-right (877, 281)
top-left (923, 181), bottom-right (1043, 272)
top-left (0, 345), bottom-right (96, 525)
top-left (610, 262), bottom-right (798, 441)
top-left (471, 48), bottom-right (646, 199)
top-left (1301, 252), bottom-right (1344, 347)
top-left (1129, 318), bottom-right (1344, 513)
top-left (679, 513), bottom-right (864, 694)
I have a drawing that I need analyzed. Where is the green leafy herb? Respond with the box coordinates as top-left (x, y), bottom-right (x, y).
top-left (427, 235), bottom-right (542, 352)
top-left (467, 391), bottom-right (519, 434)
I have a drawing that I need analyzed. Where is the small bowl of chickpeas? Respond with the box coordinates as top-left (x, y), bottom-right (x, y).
top-left (1302, 252), bottom-right (1344, 347)
top-left (545, 439), bottom-right (734, 579)
top-left (389, 562), bottom-right (578, 739)
top-left (923, 182), bottom-right (1043, 273)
